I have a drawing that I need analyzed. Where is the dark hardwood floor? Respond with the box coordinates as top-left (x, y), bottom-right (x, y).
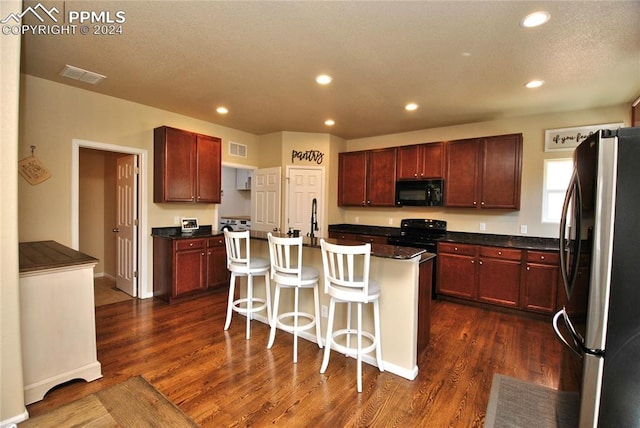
top-left (24, 289), bottom-right (567, 427)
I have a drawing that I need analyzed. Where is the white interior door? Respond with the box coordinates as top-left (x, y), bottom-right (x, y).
top-left (287, 167), bottom-right (324, 237)
top-left (115, 154), bottom-right (137, 296)
top-left (251, 167), bottom-right (281, 232)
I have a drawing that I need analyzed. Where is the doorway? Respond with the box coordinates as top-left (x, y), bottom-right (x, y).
top-left (72, 139), bottom-right (149, 300)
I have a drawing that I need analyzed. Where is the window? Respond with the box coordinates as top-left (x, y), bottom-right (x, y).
top-left (542, 159), bottom-right (573, 223)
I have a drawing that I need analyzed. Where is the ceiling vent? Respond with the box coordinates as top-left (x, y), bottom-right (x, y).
top-left (59, 64), bottom-right (106, 85)
top-left (229, 141), bottom-right (247, 158)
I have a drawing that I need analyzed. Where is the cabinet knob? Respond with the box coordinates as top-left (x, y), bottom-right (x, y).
top-left (414, 173), bottom-right (418, 177)
top-left (481, 201), bottom-right (485, 206)
top-left (454, 247), bottom-right (458, 251)
top-left (189, 243), bottom-right (194, 247)
top-left (479, 260), bottom-right (483, 265)
top-left (498, 251), bottom-right (502, 255)
top-left (201, 252), bottom-right (205, 256)
top-left (367, 200), bottom-right (371, 205)
top-left (473, 201), bottom-right (477, 206)
top-left (540, 255), bottom-right (545, 260)
top-left (471, 260), bottom-right (475, 264)
top-left (527, 266), bottom-right (530, 271)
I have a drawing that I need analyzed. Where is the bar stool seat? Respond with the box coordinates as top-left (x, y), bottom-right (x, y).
top-left (319, 239), bottom-right (383, 392)
top-left (267, 233), bottom-right (323, 363)
top-left (223, 230), bottom-right (271, 340)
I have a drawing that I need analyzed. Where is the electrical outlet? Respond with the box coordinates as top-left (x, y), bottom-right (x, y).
top-left (174, 216), bottom-right (180, 225)
top-left (321, 305), bottom-right (328, 318)
top-left (355, 217), bottom-right (360, 224)
top-left (388, 218), bottom-right (393, 225)
top-left (480, 223), bottom-right (486, 231)
top-left (520, 225), bottom-right (528, 234)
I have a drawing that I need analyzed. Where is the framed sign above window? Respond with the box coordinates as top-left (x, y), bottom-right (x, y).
top-left (544, 123), bottom-right (624, 152)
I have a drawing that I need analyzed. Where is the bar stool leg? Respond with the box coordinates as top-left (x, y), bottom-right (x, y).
top-left (246, 275), bottom-right (253, 340)
top-left (224, 273), bottom-right (236, 331)
top-left (374, 299), bottom-right (384, 372)
top-left (313, 285), bottom-right (323, 348)
top-left (320, 298), bottom-right (336, 373)
top-left (264, 273), bottom-right (272, 325)
top-left (357, 302), bottom-right (363, 393)
top-left (267, 284), bottom-right (280, 349)
top-left (293, 286), bottom-right (299, 363)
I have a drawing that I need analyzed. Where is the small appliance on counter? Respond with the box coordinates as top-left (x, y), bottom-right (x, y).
top-left (181, 217), bottom-right (199, 235)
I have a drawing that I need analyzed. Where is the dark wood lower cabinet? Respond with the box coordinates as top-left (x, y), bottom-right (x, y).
top-left (437, 242), bottom-right (560, 315)
top-left (153, 235), bottom-right (227, 303)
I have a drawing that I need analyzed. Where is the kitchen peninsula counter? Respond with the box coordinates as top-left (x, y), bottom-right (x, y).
top-left (245, 231), bottom-right (435, 381)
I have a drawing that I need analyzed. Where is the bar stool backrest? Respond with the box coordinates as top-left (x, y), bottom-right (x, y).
top-left (224, 230), bottom-right (251, 271)
top-left (268, 233), bottom-right (303, 285)
top-left (320, 239), bottom-right (372, 303)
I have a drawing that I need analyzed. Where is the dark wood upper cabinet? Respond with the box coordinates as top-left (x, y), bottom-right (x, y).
top-left (397, 142), bottom-right (444, 180)
top-left (154, 126), bottom-right (222, 203)
top-left (338, 148), bottom-right (396, 207)
top-left (445, 134), bottom-right (522, 210)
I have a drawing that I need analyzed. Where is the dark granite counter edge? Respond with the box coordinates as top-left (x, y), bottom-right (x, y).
top-left (329, 224), bottom-right (560, 252)
top-left (151, 225), bottom-right (223, 239)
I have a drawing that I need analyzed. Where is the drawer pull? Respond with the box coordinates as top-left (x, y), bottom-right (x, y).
top-left (498, 251), bottom-right (502, 255)
top-left (190, 243), bottom-right (194, 247)
top-left (540, 255), bottom-right (545, 260)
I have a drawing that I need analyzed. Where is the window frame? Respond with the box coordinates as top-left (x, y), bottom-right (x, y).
top-left (542, 158), bottom-right (573, 224)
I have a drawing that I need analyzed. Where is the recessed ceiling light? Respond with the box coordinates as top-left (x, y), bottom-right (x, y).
top-left (405, 103), bottom-right (419, 111)
top-left (461, 52), bottom-right (472, 57)
top-left (216, 106), bottom-right (229, 114)
top-left (525, 80), bottom-right (544, 88)
top-left (316, 74), bottom-right (332, 85)
top-left (521, 11), bottom-right (550, 28)
top-left (324, 119), bottom-right (335, 126)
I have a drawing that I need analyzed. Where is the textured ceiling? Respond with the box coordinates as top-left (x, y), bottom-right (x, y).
top-left (19, 1), bottom-right (640, 139)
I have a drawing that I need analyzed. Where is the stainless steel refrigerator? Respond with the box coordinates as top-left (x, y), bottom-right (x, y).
top-left (553, 126), bottom-right (640, 427)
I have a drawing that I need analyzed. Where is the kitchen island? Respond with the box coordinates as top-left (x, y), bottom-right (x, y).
top-left (245, 231), bottom-right (434, 381)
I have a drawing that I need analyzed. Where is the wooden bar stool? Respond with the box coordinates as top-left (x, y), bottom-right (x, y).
top-left (319, 239), bottom-right (383, 392)
top-left (223, 230), bottom-right (271, 340)
top-left (267, 233), bottom-right (323, 363)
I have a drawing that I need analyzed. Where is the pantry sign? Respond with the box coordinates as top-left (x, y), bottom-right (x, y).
top-left (544, 123), bottom-right (624, 152)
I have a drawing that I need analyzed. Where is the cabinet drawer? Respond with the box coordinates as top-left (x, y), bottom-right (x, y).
top-left (329, 231), bottom-right (358, 241)
top-left (175, 239), bottom-right (205, 251)
top-left (479, 246), bottom-right (522, 261)
top-left (438, 242), bottom-right (476, 256)
top-left (356, 234), bottom-right (388, 244)
top-left (526, 251), bottom-right (559, 264)
top-left (208, 236), bottom-right (225, 247)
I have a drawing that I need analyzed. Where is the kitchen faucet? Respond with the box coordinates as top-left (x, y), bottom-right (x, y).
top-left (309, 198), bottom-right (319, 238)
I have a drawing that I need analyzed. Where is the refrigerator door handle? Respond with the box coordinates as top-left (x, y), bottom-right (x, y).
top-left (553, 309), bottom-right (583, 357)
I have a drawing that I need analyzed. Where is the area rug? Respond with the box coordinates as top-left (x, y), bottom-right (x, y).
top-left (21, 376), bottom-right (198, 427)
top-left (484, 374), bottom-right (579, 428)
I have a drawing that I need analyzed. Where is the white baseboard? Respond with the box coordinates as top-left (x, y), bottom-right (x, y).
top-left (1, 409), bottom-right (29, 427)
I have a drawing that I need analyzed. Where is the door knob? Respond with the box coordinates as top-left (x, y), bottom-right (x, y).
top-left (112, 227), bottom-right (119, 233)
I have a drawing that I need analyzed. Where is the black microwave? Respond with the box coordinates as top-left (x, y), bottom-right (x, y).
top-left (395, 179), bottom-right (444, 206)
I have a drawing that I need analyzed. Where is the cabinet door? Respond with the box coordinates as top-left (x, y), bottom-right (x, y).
top-left (397, 145), bottom-right (421, 179)
top-left (155, 127), bottom-right (195, 202)
top-left (445, 138), bottom-right (480, 207)
top-left (523, 263), bottom-right (558, 314)
top-left (366, 148), bottom-right (396, 206)
top-left (478, 258), bottom-right (521, 307)
top-left (174, 248), bottom-right (206, 296)
top-left (195, 134), bottom-right (222, 203)
top-left (481, 134), bottom-right (522, 209)
top-left (437, 243), bottom-right (477, 299)
top-left (419, 142), bottom-right (444, 179)
top-left (207, 239), bottom-right (228, 289)
top-left (338, 151), bottom-right (367, 206)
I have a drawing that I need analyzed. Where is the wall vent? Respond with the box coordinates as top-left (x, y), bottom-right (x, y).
top-left (229, 141), bottom-right (247, 158)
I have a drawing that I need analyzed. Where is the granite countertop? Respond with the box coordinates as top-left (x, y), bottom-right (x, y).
top-left (249, 230), bottom-right (431, 261)
top-left (19, 241), bottom-right (98, 273)
top-left (328, 224), bottom-right (560, 252)
top-left (151, 225), bottom-right (223, 239)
